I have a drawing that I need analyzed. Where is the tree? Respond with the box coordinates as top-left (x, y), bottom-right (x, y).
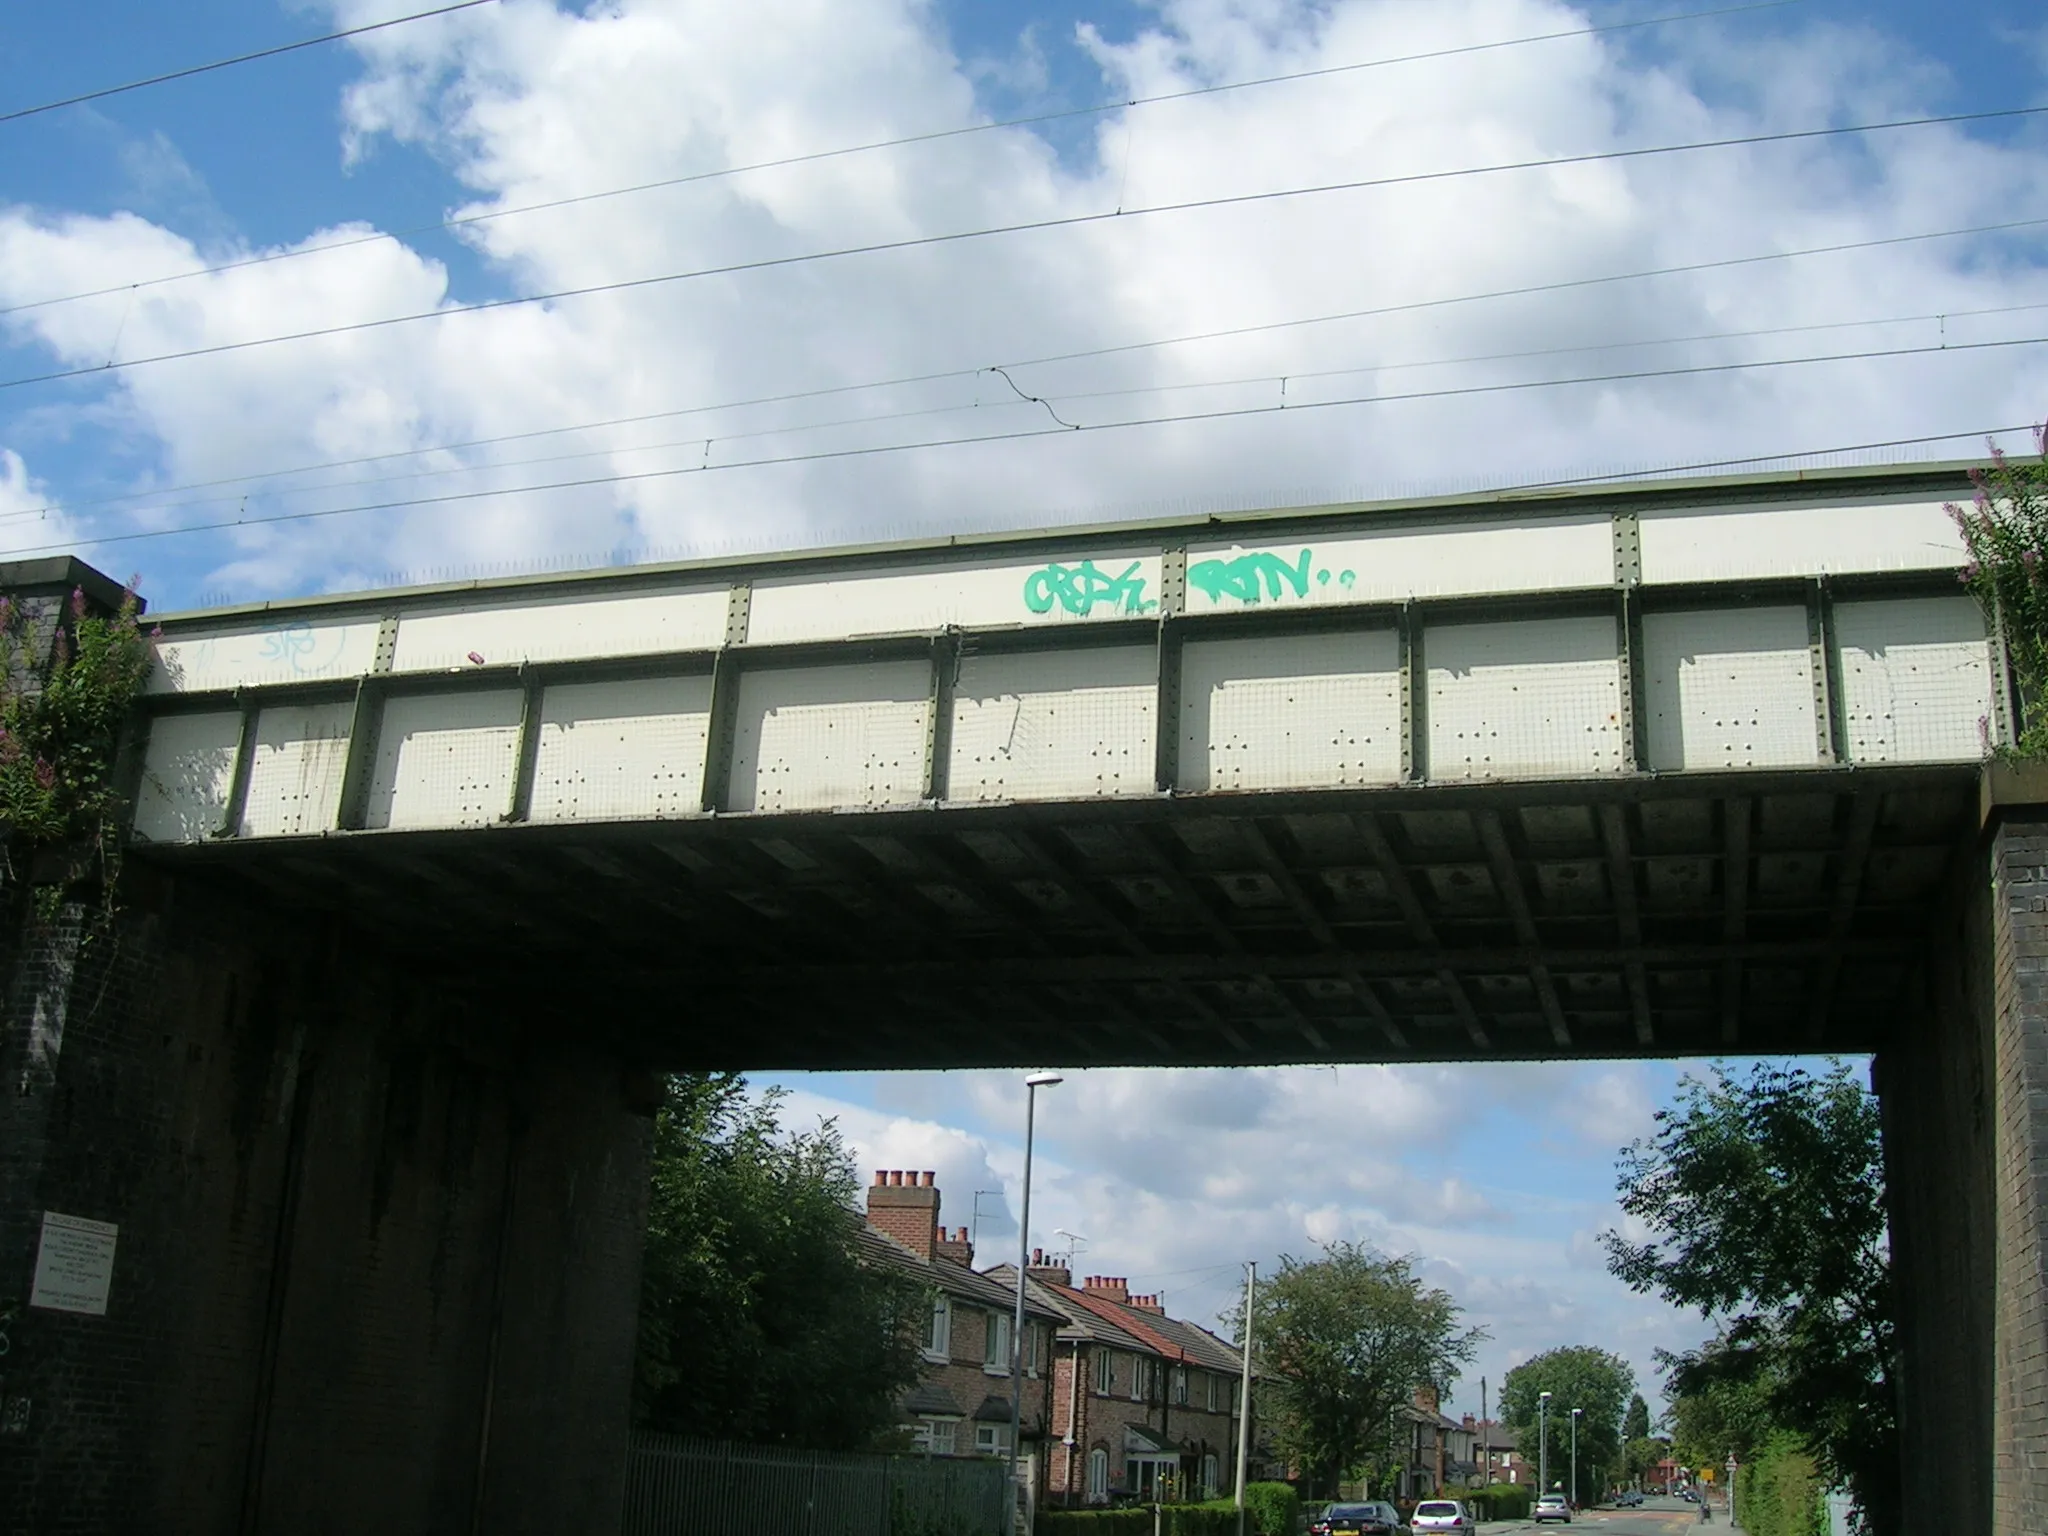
top-left (1602, 1061), bottom-right (1895, 1536)
top-left (1623, 1394), bottom-right (1651, 1443)
top-left (1661, 1338), bottom-right (1781, 1472)
top-left (1500, 1347), bottom-right (1633, 1505)
top-left (1237, 1241), bottom-right (1485, 1497)
top-left (635, 1073), bottom-right (929, 1449)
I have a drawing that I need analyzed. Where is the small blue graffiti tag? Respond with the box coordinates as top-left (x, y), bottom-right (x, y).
top-left (1022, 560), bottom-right (1156, 617)
top-left (256, 622), bottom-right (341, 675)
top-left (1188, 548), bottom-right (1356, 606)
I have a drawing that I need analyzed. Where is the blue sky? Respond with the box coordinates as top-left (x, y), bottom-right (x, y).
top-left (0, 0), bottom-right (2029, 1408)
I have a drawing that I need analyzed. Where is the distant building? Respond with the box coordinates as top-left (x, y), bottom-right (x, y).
top-left (1469, 1416), bottom-right (1531, 1486)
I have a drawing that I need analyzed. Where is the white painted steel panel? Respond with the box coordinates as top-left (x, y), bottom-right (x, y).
top-left (363, 691), bottom-right (523, 830)
top-left (949, 648), bottom-right (1156, 803)
top-left (730, 662), bottom-right (930, 812)
top-left (239, 702), bottom-right (352, 837)
top-left (1185, 516), bottom-right (1610, 613)
top-left (1427, 617), bottom-right (1625, 780)
top-left (530, 677), bottom-right (711, 822)
top-left (391, 588), bottom-right (727, 673)
top-left (149, 618), bottom-right (382, 694)
top-left (747, 552), bottom-right (1163, 644)
top-left (1836, 596), bottom-right (1992, 763)
top-left (1180, 631), bottom-right (1400, 792)
top-left (133, 711), bottom-right (239, 843)
top-left (1644, 608), bottom-right (1817, 769)
top-left (1638, 497), bottom-right (1962, 583)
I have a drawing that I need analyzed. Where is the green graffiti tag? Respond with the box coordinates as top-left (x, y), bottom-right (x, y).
top-left (1022, 560), bottom-right (1156, 617)
top-left (1188, 549), bottom-right (1358, 606)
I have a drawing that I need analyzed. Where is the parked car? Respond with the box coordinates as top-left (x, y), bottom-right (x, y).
top-left (1534, 1493), bottom-right (1572, 1524)
top-left (1323, 1501), bottom-right (1407, 1536)
top-left (1617, 1491), bottom-right (1645, 1507)
top-left (1307, 1505), bottom-right (1333, 1536)
top-left (1408, 1499), bottom-right (1472, 1534)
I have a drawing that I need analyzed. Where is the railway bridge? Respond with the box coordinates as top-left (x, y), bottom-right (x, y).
top-left (0, 459), bottom-right (2040, 1533)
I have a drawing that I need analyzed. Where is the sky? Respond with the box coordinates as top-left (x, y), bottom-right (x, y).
top-left (0, 0), bottom-right (2034, 1417)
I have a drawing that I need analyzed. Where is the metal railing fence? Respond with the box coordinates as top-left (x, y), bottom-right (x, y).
top-left (622, 1431), bottom-right (1009, 1536)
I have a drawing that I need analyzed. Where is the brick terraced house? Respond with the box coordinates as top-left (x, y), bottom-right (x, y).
top-left (988, 1256), bottom-right (1253, 1507)
top-left (861, 1172), bottom-right (1065, 1473)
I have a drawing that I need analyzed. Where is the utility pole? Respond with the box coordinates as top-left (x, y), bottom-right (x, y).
top-left (1570, 1408), bottom-right (1582, 1509)
top-left (1480, 1378), bottom-right (1489, 1485)
top-left (1538, 1392), bottom-right (1552, 1495)
top-left (1234, 1262), bottom-right (1256, 1536)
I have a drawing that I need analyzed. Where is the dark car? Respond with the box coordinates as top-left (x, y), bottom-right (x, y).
top-left (1323, 1502), bottom-right (1407, 1536)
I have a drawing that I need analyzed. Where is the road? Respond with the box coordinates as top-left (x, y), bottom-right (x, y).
top-left (1481, 1495), bottom-right (1722, 1536)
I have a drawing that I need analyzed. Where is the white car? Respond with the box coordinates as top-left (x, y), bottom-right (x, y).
top-left (1534, 1493), bottom-right (1573, 1523)
top-left (1408, 1500), bottom-right (1472, 1534)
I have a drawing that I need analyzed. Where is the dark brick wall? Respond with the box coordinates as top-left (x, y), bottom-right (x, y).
top-left (1989, 815), bottom-right (2048, 1536)
top-left (0, 866), bottom-right (650, 1535)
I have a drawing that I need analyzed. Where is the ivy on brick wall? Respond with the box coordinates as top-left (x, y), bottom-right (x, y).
top-left (1953, 427), bottom-right (2048, 756)
top-left (0, 584), bottom-right (156, 909)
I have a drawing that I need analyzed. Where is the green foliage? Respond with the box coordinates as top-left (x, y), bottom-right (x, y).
top-left (1662, 1343), bottom-right (1781, 1471)
top-left (1240, 1482), bottom-right (1300, 1536)
top-left (1623, 1394), bottom-right (1651, 1443)
top-left (1499, 1347), bottom-right (1634, 1506)
top-left (0, 586), bottom-right (154, 906)
top-left (635, 1073), bottom-right (928, 1449)
top-left (1735, 1431), bottom-right (1824, 1536)
top-left (1603, 1061), bottom-right (1893, 1535)
top-left (1235, 1242), bottom-right (1484, 1496)
top-left (1466, 1484), bottom-right (1532, 1520)
top-left (1952, 429), bottom-right (2048, 754)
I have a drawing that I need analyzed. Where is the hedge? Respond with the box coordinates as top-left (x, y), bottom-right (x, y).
top-left (1465, 1485), bottom-right (1533, 1521)
top-left (1734, 1432), bottom-right (1824, 1536)
top-left (1036, 1506), bottom-right (1244, 1536)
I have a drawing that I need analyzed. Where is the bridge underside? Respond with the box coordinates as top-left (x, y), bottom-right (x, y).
top-left (139, 763), bottom-right (1977, 1068)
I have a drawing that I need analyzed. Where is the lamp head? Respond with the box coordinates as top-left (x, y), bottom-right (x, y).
top-left (1572, 1407), bottom-right (1583, 1417)
top-left (1539, 1391), bottom-right (1553, 1403)
top-left (1025, 1071), bottom-right (1064, 1088)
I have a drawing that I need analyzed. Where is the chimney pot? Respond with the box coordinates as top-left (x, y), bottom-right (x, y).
top-left (873, 1170), bottom-right (886, 1185)
top-left (921, 1171), bottom-right (935, 1187)
top-left (889, 1170), bottom-right (903, 1186)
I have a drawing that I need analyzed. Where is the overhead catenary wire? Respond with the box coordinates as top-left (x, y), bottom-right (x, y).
top-left (15, 212), bottom-right (2046, 524)
top-left (18, 330), bottom-right (2044, 561)
top-left (7, 99), bottom-right (2046, 396)
top-left (42, 293), bottom-right (2048, 529)
top-left (0, 0), bottom-right (498, 126)
top-left (0, 0), bottom-right (1801, 318)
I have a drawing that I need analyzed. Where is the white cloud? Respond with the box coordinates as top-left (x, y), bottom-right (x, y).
top-left (0, 0), bottom-right (2043, 600)
top-left (0, 450), bottom-right (80, 557)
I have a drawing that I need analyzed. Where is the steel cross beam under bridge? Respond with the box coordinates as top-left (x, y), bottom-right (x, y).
top-left (123, 460), bottom-right (1999, 1068)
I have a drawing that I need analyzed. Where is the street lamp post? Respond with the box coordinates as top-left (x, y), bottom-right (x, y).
top-left (1570, 1409), bottom-right (1582, 1509)
top-left (1010, 1071), bottom-right (1062, 1533)
top-left (1538, 1393), bottom-right (1552, 1496)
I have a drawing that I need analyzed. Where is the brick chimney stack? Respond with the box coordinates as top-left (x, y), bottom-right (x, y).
top-left (1082, 1276), bottom-right (1130, 1304)
top-left (1413, 1382), bottom-right (1441, 1415)
top-left (1131, 1294), bottom-right (1165, 1313)
top-left (867, 1170), bottom-right (941, 1260)
top-left (935, 1225), bottom-right (974, 1266)
top-left (1026, 1247), bottom-right (1072, 1288)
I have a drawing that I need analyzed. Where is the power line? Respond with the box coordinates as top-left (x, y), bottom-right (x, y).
top-left (54, 295), bottom-right (2048, 528)
top-left (0, 0), bottom-right (1799, 318)
top-left (7, 99), bottom-right (2043, 395)
top-left (25, 330), bottom-right (2041, 560)
top-left (17, 212), bottom-right (2044, 522)
top-left (0, 0), bottom-right (498, 127)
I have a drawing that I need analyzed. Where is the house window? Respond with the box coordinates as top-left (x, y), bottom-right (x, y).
top-left (925, 1297), bottom-right (951, 1360)
top-left (984, 1311), bottom-right (1012, 1373)
top-left (1093, 1349), bottom-right (1114, 1396)
top-left (1202, 1454), bottom-right (1220, 1498)
top-left (915, 1418), bottom-right (960, 1456)
top-left (1087, 1448), bottom-right (1110, 1502)
top-left (1129, 1356), bottom-right (1149, 1402)
top-left (1206, 1373), bottom-right (1221, 1412)
top-left (975, 1422), bottom-right (1012, 1456)
top-left (1172, 1365), bottom-right (1189, 1405)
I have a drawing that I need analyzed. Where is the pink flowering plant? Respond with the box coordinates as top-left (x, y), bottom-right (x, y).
top-left (1951, 424), bottom-right (2048, 757)
top-left (0, 583), bottom-right (155, 859)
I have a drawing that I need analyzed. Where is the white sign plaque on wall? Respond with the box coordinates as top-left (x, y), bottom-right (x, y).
top-left (28, 1211), bottom-right (118, 1316)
